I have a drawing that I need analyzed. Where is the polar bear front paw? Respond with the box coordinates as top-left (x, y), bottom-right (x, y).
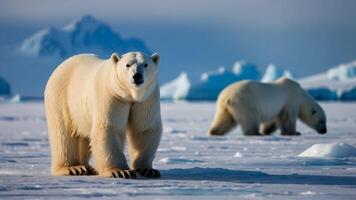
top-left (54, 165), bottom-right (97, 176)
top-left (102, 168), bottom-right (137, 179)
top-left (135, 168), bottom-right (161, 178)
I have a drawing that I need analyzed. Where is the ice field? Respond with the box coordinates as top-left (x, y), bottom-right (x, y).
top-left (0, 102), bottom-right (356, 199)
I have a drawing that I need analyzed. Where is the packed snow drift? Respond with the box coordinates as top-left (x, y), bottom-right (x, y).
top-left (298, 143), bottom-right (356, 158)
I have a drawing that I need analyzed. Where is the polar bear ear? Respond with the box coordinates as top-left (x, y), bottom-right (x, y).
top-left (110, 53), bottom-right (121, 64)
top-left (151, 53), bottom-right (160, 65)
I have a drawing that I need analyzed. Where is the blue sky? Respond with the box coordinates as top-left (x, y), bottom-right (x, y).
top-left (1, 0), bottom-right (356, 83)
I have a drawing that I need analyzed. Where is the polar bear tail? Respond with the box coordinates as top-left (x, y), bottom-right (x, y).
top-left (208, 103), bottom-right (236, 136)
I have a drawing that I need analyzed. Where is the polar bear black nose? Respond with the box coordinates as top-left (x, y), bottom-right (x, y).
top-left (319, 127), bottom-right (327, 134)
top-left (133, 73), bottom-right (142, 80)
top-left (133, 73), bottom-right (143, 85)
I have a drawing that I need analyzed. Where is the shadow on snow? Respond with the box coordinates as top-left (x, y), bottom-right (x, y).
top-left (161, 167), bottom-right (356, 186)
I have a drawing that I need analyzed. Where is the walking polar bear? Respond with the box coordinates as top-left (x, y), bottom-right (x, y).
top-left (45, 52), bottom-right (162, 178)
top-left (208, 77), bottom-right (327, 136)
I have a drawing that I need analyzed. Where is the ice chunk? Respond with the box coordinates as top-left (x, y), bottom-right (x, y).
top-left (233, 152), bottom-right (243, 158)
top-left (261, 64), bottom-right (293, 82)
top-left (8, 94), bottom-right (21, 103)
top-left (160, 72), bottom-right (191, 100)
top-left (298, 143), bottom-right (356, 158)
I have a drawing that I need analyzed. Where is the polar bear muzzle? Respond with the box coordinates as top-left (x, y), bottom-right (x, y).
top-left (133, 73), bottom-right (144, 86)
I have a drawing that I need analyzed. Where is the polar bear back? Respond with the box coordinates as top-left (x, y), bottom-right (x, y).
top-left (45, 54), bottom-right (109, 136)
top-left (219, 78), bottom-right (302, 122)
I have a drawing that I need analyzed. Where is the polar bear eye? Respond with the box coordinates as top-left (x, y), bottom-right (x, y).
top-left (126, 64), bottom-right (131, 68)
top-left (312, 110), bottom-right (316, 115)
top-left (144, 63), bottom-right (148, 67)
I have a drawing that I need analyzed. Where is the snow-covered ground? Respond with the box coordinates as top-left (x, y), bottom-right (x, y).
top-left (1, 102), bottom-right (356, 199)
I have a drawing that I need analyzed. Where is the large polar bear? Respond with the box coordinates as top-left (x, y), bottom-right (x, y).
top-left (208, 77), bottom-right (327, 136)
top-left (45, 52), bottom-right (162, 179)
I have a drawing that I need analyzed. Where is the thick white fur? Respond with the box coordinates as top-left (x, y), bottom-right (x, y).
top-left (44, 52), bottom-right (162, 177)
top-left (208, 77), bottom-right (327, 136)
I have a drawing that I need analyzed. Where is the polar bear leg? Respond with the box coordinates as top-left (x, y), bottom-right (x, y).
top-left (90, 126), bottom-right (135, 178)
top-left (50, 132), bottom-right (94, 176)
top-left (260, 121), bottom-right (277, 135)
top-left (208, 105), bottom-right (236, 136)
top-left (240, 120), bottom-right (261, 136)
top-left (45, 91), bottom-right (93, 176)
top-left (277, 108), bottom-right (299, 136)
top-left (77, 137), bottom-right (97, 175)
top-left (127, 97), bottom-right (162, 178)
top-left (127, 124), bottom-right (162, 178)
top-left (278, 120), bottom-right (299, 135)
top-left (78, 137), bottom-right (90, 166)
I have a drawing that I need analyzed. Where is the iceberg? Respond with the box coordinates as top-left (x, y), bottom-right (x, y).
top-left (339, 88), bottom-right (356, 101)
top-left (186, 62), bottom-right (260, 100)
top-left (261, 64), bottom-right (293, 82)
top-left (326, 61), bottom-right (356, 81)
top-left (299, 60), bottom-right (356, 101)
top-left (160, 72), bottom-right (191, 100)
top-left (232, 61), bottom-right (261, 80)
top-left (0, 77), bottom-right (11, 96)
top-left (306, 88), bottom-right (338, 101)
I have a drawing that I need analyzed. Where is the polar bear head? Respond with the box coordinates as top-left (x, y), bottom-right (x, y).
top-left (110, 52), bottom-right (160, 101)
top-left (299, 95), bottom-right (327, 134)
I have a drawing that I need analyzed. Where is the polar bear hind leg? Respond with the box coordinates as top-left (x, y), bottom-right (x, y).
top-left (208, 105), bottom-right (236, 136)
top-left (46, 105), bottom-right (93, 176)
top-left (260, 121), bottom-right (278, 135)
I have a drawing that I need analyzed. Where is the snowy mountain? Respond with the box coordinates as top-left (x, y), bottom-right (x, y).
top-left (261, 64), bottom-right (293, 82)
top-left (20, 15), bottom-right (151, 58)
